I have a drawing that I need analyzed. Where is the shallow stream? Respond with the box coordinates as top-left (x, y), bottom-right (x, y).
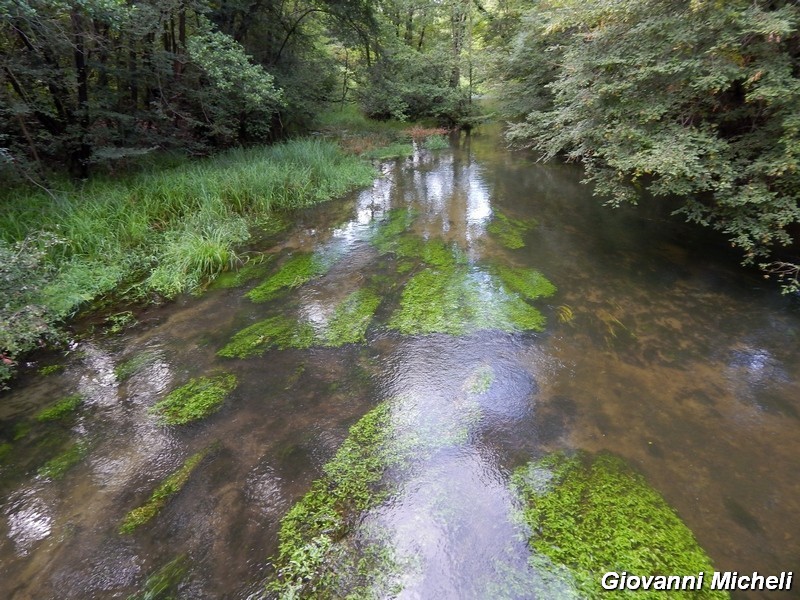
top-left (1, 128), bottom-right (799, 599)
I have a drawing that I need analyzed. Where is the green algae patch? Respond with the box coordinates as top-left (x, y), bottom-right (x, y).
top-left (388, 265), bottom-right (551, 335)
top-left (209, 255), bottom-right (275, 290)
top-left (322, 288), bottom-right (382, 347)
top-left (35, 394), bottom-right (83, 422)
top-left (488, 212), bottom-right (538, 249)
top-left (149, 374), bottom-right (237, 425)
top-left (128, 555), bottom-right (188, 600)
top-left (38, 364), bottom-right (65, 376)
top-left (247, 252), bottom-right (331, 302)
top-left (369, 209), bottom-right (418, 253)
top-left (494, 265), bottom-right (557, 301)
top-left (218, 316), bottom-right (315, 358)
top-left (120, 448), bottom-right (210, 534)
top-left (0, 442), bottom-right (12, 461)
top-left (512, 452), bottom-right (728, 600)
top-left (115, 350), bottom-right (161, 381)
top-left (268, 402), bottom-right (402, 598)
top-left (38, 441), bottom-right (89, 479)
top-left (465, 364), bottom-right (494, 395)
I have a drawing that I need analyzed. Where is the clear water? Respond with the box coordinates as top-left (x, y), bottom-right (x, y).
top-left (1, 128), bottom-right (799, 599)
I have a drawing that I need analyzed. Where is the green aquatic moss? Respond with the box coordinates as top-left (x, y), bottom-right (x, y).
top-left (13, 422), bottom-right (31, 441)
top-left (323, 288), bottom-right (382, 347)
top-left (149, 374), bottom-right (237, 425)
top-left (38, 364), bottom-right (65, 376)
top-left (218, 316), bottom-right (315, 358)
top-left (0, 442), bottom-right (12, 461)
top-left (512, 452), bottom-right (728, 600)
top-left (487, 212), bottom-right (538, 249)
top-left (115, 350), bottom-right (160, 381)
top-left (127, 556), bottom-right (188, 600)
top-left (247, 252), bottom-right (331, 302)
top-left (369, 208), bottom-right (418, 254)
top-left (269, 403), bottom-right (397, 597)
top-left (209, 255), bottom-right (275, 290)
top-left (35, 394), bottom-right (83, 422)
top-left (465, 364), bottom-right (494, 395)
top-left (38, 441), bottom-right (89, 478)
top-left (494, 265), bottom-right (557, 300)
top-left (120, 448), bottom-right (210, 534)
top-left (389, 265), bottom-right (550, 335)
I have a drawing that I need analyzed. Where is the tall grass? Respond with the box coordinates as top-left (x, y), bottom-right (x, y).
top-left (0, 139), bottom-right (375, 384)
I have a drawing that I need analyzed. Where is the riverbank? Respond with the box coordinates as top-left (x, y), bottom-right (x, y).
top-left (0, 137), bottom-right (378, 389)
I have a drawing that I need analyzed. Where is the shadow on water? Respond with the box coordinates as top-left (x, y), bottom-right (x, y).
top-left (1, 128), bottom-right (799, 599)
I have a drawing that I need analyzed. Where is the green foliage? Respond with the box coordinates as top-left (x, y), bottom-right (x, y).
top-left (127, 556), bottom-right (188, 600)
top-left (247, 253), bottom-right (332, 303)
top-left (119, 448), bottom-right (210, 534)
top-left (104, 311), bottom-right (137, 334)
top-left (503, 0), bottom-right (800, 286)
top-left (35, 394), bottom-right (83, 422)
top-left (38, 364), bottom-right (65, 376)
top-left (422, 135), bottom-right (450, 151)
top-left (487, 212), bottom-right (538, 250)
top-left (149, 374), bottom-right (237, 425)
top-left (0, 139), bottom-right (374, 386)
top-left (512, 452), bottom-right (728, 599)
top-left (218, 316), bottom-right (316, 358)
top-left (38, 441), bottom-right (89, 479)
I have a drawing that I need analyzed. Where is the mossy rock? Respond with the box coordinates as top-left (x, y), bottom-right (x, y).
top-left (149, 374), bottom-right (237, 425)
top-left (120, 448), bottom-right (210, 534)
top-left (512, 452), bottom-right (728, 599)
top-left (247, 252), bottom-right (332, 303)
top-left (487, 211), bottom-right (538, 249)
top-left (35, 394), bottom-right (83, 422)
top-left (218, 316), bottom-right (315, 358)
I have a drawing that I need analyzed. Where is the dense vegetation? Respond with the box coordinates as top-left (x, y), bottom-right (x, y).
top-left (2, 0), bottom-right (799, 387)
top-left (497, 0), bottom-right (800, 292)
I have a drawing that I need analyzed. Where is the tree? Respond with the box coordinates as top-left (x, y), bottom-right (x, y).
top-left (501, 0), bottom-right (800, 290)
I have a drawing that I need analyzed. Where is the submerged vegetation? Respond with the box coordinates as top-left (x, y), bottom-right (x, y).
top-left (323, 289), bottom-right (383, 347)
top-left (247, 252), bottom-right (335, 303)
top-left (512, 452), bottom-right (727, 599)
top-left (35, 394), bottom-right (83, 422)
top-left (115, 350), bottom-right (162, 382)
top-left (487, 212), bottom-right (538, 250)
top-left (218, 316), bottom-right (316, 358)
top-left (149, 375), bottom-right (237, 425)
top-left (268, 402), bottom-right (401, 597)
top-left (127, 556), bottom-right (189, 600)
top-left (120, 448), bottom-right (211, 534)
top-left (38, 441), bottom-right (90, 479)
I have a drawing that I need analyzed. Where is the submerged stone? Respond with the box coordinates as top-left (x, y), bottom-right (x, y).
top-left (511, 452), bottom-right (728, 599)
top-left (487, 211), bottom-right (538, 249)
top-left (149, 374), bottom-right (237, 425)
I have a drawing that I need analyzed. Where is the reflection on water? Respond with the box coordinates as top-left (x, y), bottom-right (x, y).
top-left (1, 128), bottom-right (799, 599)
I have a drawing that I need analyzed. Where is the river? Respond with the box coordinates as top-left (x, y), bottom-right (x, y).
top-left (1, 128), bottom-right (799, 599)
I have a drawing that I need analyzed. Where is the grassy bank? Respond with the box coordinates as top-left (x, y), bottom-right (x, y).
top-left (0, 138), bottom-right (376, 388)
